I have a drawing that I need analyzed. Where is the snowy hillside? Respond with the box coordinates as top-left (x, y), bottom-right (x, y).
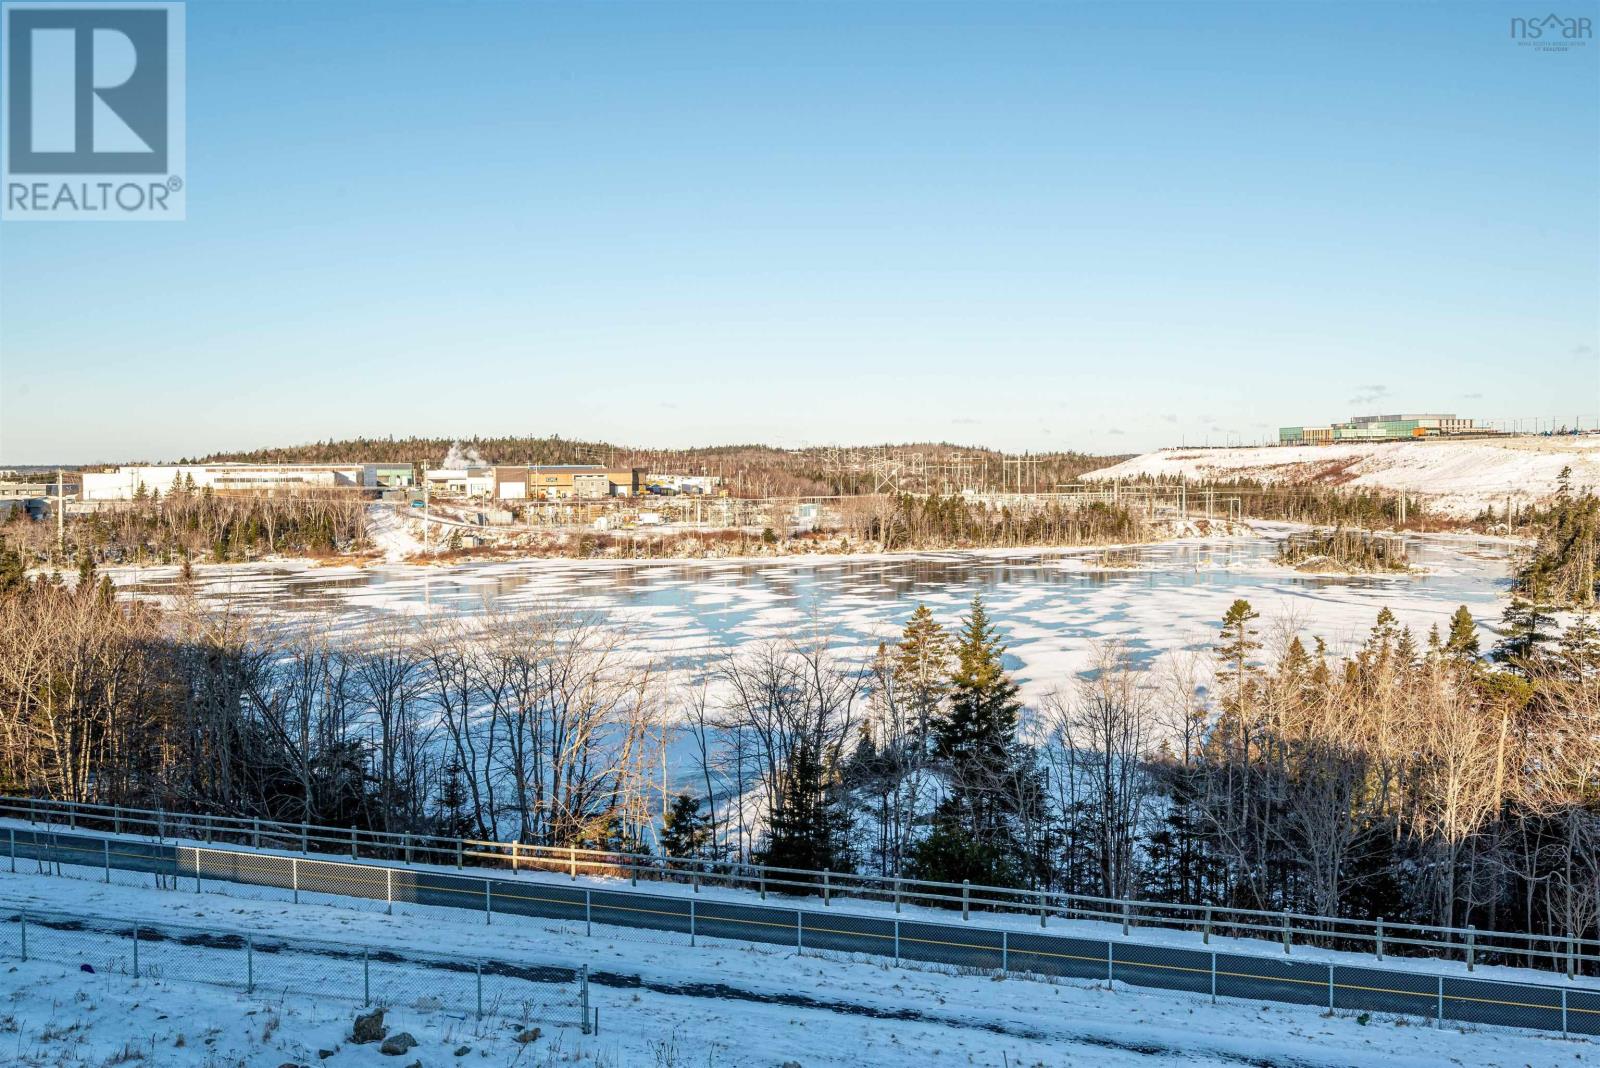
top-left (1084, 436), bottom-right (1600, 517)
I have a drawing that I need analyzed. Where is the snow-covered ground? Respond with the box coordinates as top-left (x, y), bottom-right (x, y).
top-left (1085, 435), bottom-right (1600, 517)
top-left (0, 868), bottom-right (1588, 1068)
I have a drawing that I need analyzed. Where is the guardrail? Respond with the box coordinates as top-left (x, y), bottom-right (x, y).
top-left (3, 794), bottom-right (1594, 979)
top-left (0, 897), bottom-right (597, 1032)
top-left (6, 825), bottom-right (1599, 1040)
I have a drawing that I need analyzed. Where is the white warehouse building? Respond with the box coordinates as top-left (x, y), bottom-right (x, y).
top-left (81, 463), bottom-right (414, 501)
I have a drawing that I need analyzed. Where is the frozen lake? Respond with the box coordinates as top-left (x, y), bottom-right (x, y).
top-left (117, 528), bottom-right (1514, 699)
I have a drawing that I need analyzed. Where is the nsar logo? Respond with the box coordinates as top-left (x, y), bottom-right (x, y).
top-left (1509, 12), bottom-right (1593, 50)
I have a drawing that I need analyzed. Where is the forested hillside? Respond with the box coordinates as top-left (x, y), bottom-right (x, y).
top-left (194, 436), bottom-right (1124, 498)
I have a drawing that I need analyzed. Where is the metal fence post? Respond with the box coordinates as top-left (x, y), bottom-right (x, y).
top-left (363, 949), bottom-right (370, 1005)
top-left (1210, 951), bottom-right (1217, 1003)
top-left (894, 919), bottom-right (900, 964)
top-left (485, 880), bottom-right (492, 925)
top-left (132, 925), bottom-right (139, 978)
top-left (1466, 926), bottom-right (1475, 971)
top-left (104, 839), bottom-right (110, 883)
top-left (1375, 917), bottom-right (1384, 961)
top-left (585, 889), bottom-right (592, 937)
top-left (796, 911), bottom-right (803, 953)
top-left (1327, 964), bottom-right (1334, 1012)
top-left (689, 897), bottom-right (696, 947)
top-left (9, 827), bottom-right (14, 874)
top-left (247, 936), bottom-right (254, 993)
top-left (962, 880), bottom-right (970, 921)
top-left (1001, 930), bottom-right (1008, 973)
top-left (475, 961), bottom-right (482, 1018)
top-left (1435, 974), bottom-right (1443, 1028)
top-left (1562, 987), bottom-right (1569, 1037)
top-left (386, 869), bottom-right (393, 915)
top-left (580, 965), bottom-right (590, 1033)
top-left (194, 849), bottom-right (202, 894)
top-left (292, 857), bottom-right (299, 904)
top-left (1107, 940), bottom-right (1114, 984)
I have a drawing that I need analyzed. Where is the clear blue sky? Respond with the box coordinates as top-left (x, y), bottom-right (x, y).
top-left (2, 0), bottom-right (1596, 464)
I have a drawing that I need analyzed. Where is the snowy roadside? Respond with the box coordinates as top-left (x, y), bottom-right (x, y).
top-left (0, 868), bottom-right (1587, 1068)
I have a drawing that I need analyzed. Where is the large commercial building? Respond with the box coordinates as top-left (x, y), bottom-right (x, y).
top-left (81, 463), bottom-right (414, 500)
top-left (1280, 414), bottom-right (1483, 445)
top-left (506, 465), bottom-right (641, 500)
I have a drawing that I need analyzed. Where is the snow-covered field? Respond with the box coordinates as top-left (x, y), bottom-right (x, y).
top-left (1085, 435), bottom-right (1600, 517)
top-left (0, 868), bottom-right (1588, 1068)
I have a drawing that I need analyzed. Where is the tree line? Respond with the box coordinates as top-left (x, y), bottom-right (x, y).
top-left (1, 538), bottom-right (1595, 968)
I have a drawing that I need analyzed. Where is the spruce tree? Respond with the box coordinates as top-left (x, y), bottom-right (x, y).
top-left (895, 603), bottom-right (952, 737)
top-left (1444, 605), bottom-right (1479, 660)
top-left (760, 740), bottom-right (853, 878)
top-left (911, 594), bottom-right (1028, 887)
top-left (660, 793), bottom-right (710, 859)
top-left (0, 537), bottom-right (25, 597)
top-left (937, 594), bottom-right (1021, 771)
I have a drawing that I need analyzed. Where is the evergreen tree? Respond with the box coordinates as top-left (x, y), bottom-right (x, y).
top-left (0, 537), bottom-right (25, 597)
top-left (1214, 599), bottom-right (1261, 717)
top-left (936, 594), bottom-right (1022, 771)
top-left (433, 761), bottom-right (475, 839)
top-left (660, 793), bottom-right (711, 859)
top-left (895, 603), bottom-right (952, 737)
top-left (76, 549), bottom-right (97, 592)
top-left (1444, 605), bottom-right (1479, 660)
top-left (759, 739), bottom-right (853, 877)
top-left (911, 594), bottom-right (1029, 888)
top-left (1494, 601), bottom-right (1556, 667)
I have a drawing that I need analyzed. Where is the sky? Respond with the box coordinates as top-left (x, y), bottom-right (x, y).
top-left (1, 0), bottom-right (1597, 465)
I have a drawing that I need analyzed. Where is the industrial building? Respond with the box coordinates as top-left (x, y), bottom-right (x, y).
top-left (1279, 414), bottom-right (1483, 445)
top-left (81, 463), bottom-right (415, 500)
top-left (506, 465), bottom-right (640, 500)
top-left (423, 466), bottom-right (496, 497)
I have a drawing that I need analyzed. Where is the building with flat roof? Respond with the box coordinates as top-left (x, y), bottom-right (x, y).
top-left (1280, 414), bottom-right (1484, 444)
top-left (81, 463), bottom-right (413, 500)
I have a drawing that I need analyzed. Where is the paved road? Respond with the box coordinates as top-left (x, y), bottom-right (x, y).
top-left (7, 825), bottom-right (1596, 1038)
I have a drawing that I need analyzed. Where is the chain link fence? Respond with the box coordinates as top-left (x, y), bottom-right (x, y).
top-left (7, 794), bottom-right (1595, 978)
top-left (6, 825), bottom-right (1599, 1039)
top-left (0, 900), bottom-right (597, 1033)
